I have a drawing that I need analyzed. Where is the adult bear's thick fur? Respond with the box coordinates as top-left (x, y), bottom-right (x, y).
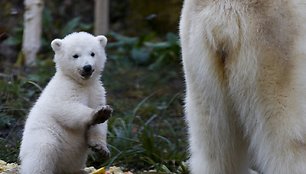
top-left (180, 0), bottom-right (306, 173)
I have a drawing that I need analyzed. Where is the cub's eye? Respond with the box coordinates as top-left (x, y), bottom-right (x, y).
top-left (90, 52), bottom-right (95, 57)
top-left (72, 54), bottom-right (79, 59)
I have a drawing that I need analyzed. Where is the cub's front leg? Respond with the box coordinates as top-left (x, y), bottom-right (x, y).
top-left (88, 105), bottom-right (112, 158)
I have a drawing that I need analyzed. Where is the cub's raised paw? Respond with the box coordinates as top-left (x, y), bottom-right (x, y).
top-left (92, 105), bottom-right (113, 125)
top-left (89, 143), bottom-right (111, 159)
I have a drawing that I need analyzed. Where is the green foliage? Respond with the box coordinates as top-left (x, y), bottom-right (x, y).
top-left (62, 17), bottom-right (92, 36)
top-left (0, 78), bottom-right (32, 121)
top-left (41, 8), bottom-right (92, 52)
top-left (0, 138), bottom-right (20, 163)
top-left (0, 60), bottom-right (55, 125)
top-left (3, 7), bottom-right (92, 56)
top-left (92, 94), bottom-right (189, 174)
top-left (0, 113), bottom-right (16, 129)
top-left (3, 26), bottom-right (23, 47)
top-left (108, 32), bottom-right (181, 69)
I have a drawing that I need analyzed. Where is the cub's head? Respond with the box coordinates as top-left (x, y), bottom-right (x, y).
top-left (51, 32), bottom-right (107, 83)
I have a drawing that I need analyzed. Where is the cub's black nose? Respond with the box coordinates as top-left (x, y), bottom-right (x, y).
top-left (83, 65), bottom-right (92, 73)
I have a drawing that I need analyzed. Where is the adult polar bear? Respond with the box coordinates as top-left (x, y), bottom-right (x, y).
top-left (180, 0), bottom-right (306, 173)
top-left (19, 32), bottom-right (112, 174)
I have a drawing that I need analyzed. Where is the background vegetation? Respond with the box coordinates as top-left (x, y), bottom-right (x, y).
top-left (0, 0), bottom-right (187, 173)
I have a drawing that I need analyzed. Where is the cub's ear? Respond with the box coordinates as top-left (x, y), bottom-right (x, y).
top-left (97, 35), bottom-right (107, 47)
top-left (51, 39), bottom-right (62, 52)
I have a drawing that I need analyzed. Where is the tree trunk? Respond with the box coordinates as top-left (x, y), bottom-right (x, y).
top-left (94, 0), bottom-right (109, 35)
top-left (22, 0), bottom-right (43, 66)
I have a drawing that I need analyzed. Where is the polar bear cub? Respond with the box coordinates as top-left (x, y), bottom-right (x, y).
top-left (19, 32), bottom-right (113, 174)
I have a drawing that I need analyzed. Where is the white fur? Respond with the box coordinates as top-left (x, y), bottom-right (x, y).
top-left (180, 0), bottom-right (306, 173)
top-left (19, 32), bottom-right (109, 174)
